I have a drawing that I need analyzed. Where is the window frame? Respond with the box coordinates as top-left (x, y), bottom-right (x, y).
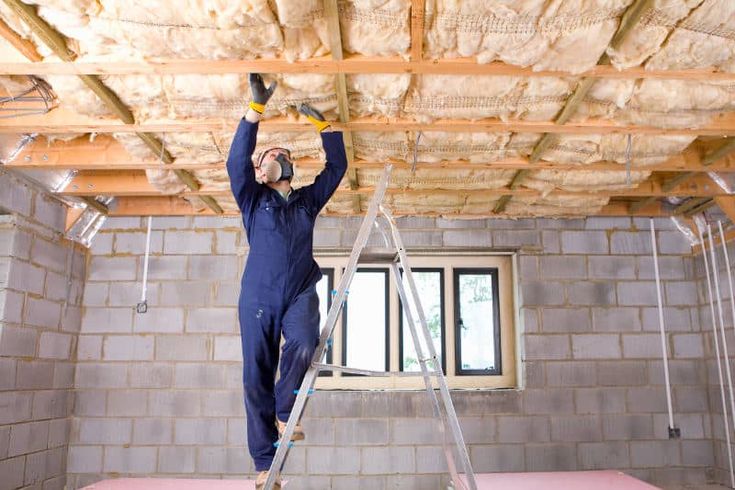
top-left (312, 252), bottom-right (517, 390)
top-left (453, 267), bottom-right (502, 376)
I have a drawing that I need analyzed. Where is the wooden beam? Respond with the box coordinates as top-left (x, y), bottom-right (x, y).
top-left (496, 0), bottom-right (655, 213)
top-left (0, 17), bottom-right (41, 61)
top-left (1, 0), bottom-right (75, 60)
top-left (3, 56), bottom-right (735, 81)
top-left (64, 206), bottom-right (85, 232)
top-left (79, 196), bottom-right (109, 214)
top-left (703, 137), bottom-right (735, 165)
top-left (59, 170), bottom-right (732, 198)
top-left (107, 196), bottom-right (670, 217)
top-left (17, 135), bottom-right (732, 173)
top-left (410, 0), bottom-right (424, 61)
top-left (673, 196), bottom-right (709, 215)
top-left (628, 136), bottom-right (735, 213)
top-left (15, 154), bottom-right (734, 173)
top-left (683, 198), bottom-right (715, 217)
top-left (0, 0), bottom-right (222, 214)
top-left (324, 0), bottom-right (360, 212)
top-left (4, 109), bottom-right (735, 135)
top-left (715, 196), bottom-right (735, 223)
top-left (602, 199), bottom-right (667, 217)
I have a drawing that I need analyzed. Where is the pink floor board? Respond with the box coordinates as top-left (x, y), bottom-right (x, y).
top-left (463, 471), bottom-right (659, 489)
top-left (80, 479), bottom-right (276, 490)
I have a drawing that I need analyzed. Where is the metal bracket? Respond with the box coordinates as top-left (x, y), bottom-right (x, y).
top-left (135, 300), bottom-right (148, 314)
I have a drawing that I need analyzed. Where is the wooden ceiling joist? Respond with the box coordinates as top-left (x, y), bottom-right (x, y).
top-left (79, 196), bottom-right (109, 215)
top-left (60, 171), bottom-right (731, 199)
top-left (703, 138), bottom-right (735, 166)
top-left (325, 0), bottom-right (361, 212)
top-left (0, 17), bottom-right (41, 61)
top-left (629, 138), bottom-right (735, 214)
top-left (107, 196), bottom-right (668, 217)
top-left (12, 155), bottom-right (729, 173)
top-left (494, 0), bottom-right (655, 214)
top-left (4, 109), bottom-right (735, 135)
top-left (10, 134), bottom-right (729, 173)
top-left (715, 196), bottom-right (735, 224)
top-left (0, 0), bottom-right (223, 214)
top-left (4, 56), bottom-right (735, 82)
top-left (410, 0), bottom-right (424, 62)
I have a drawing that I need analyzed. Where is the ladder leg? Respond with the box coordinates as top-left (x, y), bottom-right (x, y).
top-left (262, 165), bottom-right (395, 490)
top-left (389, 263), bottom-right (465, 490)
top-left (383, 207), bottom-right (478, 490)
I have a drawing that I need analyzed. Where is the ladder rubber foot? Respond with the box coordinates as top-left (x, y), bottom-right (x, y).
top-left (293, 389), bottom-right (315, 395)
top-left (273, 441), bottom-right (295, 448)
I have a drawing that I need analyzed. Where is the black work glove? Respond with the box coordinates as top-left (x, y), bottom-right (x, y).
top-left (249, 73), bottom-right (277, 114)
top-left (298, 103), bottom-right (330, 132)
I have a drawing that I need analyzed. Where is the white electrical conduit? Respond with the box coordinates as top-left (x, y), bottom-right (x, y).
top-left (707, 223), bottom-right (735, 447)
top-left (136, 217), bottom-right (153, 314)
top-left (698, 223), bottom-right (735, 488)
top-left (719, 222), bottom-right (735, 388)
top-left (650, 219), bottom-right (677, 436)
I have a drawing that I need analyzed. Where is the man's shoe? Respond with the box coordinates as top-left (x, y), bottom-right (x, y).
top-left (276, 419), bottom-right (305, 441)
top-left (256, 470), bottom-right (281, 490)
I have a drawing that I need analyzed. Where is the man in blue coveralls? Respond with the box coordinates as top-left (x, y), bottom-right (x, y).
top-left (226, 73), bottom-right (347, 489)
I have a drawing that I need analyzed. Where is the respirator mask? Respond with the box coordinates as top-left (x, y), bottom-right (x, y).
top-left (256, 147), bottom-right (294, 183)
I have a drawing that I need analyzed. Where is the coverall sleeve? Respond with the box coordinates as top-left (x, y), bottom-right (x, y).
top-left (226, 118), bottom-right (260, 213)
top-left (304, 131), bottom-right (348, 212)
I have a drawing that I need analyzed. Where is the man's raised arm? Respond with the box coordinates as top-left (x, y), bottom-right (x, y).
top-left (226, 74), bottom-right (277, 212)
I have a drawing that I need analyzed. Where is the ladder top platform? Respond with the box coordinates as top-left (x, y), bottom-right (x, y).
top-left (358, 247), bottom-right (400, 264)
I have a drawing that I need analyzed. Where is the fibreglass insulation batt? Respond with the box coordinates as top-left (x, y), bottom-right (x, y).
top-left (541, 134), bottom-right (696, 165)
top-left (423, 0), bottom-right (633, 73)
top-left (606, 0), bottom-right (700, 69)
top-left (522, 169), bottom-right (651, 195)
top-left (357, 167), bottom-right (516, 190)
top-left (645, 0), bottom-right (735, 71)
top-left (402, 75), bottom-right (573, 122)
top-left (5, 0), bottom-right (734, 216)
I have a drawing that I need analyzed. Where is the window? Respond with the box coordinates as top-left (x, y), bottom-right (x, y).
top-left (399, 269), bottom-right (445, 374)
top-left (454, 269), bottom-right (501, 375)
top-left (341, 269), bottom-right (389, 373)
top-left (313, 253), bottom-right (517, 390)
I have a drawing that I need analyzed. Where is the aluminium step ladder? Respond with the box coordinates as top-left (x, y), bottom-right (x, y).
top-left (263, 164), bottom-right (477, 490)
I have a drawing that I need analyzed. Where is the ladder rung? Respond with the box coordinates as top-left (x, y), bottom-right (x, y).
top-left (313, 362), bottom-right (426, 377)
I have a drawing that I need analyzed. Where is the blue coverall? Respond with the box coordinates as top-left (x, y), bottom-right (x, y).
top-left (226, 118), bottom-right (347, 471)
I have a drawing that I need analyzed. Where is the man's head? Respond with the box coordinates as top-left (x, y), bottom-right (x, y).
top-left (255, 147), bottom-right (294, 184)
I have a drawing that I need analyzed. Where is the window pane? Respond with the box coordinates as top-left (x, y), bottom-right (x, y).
top-left (457, 271), bottom-right (498, 373)
top-left (315, 270), bottom-right (333, 371)
top-left (401, 270), bottom-right (443, 372)
top-left (344, 270), bottom-right (388, 372)
top-left (316, 272), bottom-right (331, 333)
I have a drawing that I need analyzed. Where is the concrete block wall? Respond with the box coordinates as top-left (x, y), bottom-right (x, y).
top-left (0, 172), bottom-right (86, 490)
top-left (67, 215), bottom-right (713, 489)
top-left (691, 231), bottom-right (735, 486)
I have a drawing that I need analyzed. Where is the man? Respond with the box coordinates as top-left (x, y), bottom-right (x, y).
top-left (226, 74), bottom-right (347, 489)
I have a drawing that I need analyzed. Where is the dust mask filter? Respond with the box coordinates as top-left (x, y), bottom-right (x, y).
top-left (257, 148), bottom-right (294, 183)
top-left (273, 153), bottom-right (293, 181)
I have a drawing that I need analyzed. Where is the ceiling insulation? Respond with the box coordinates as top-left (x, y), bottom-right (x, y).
top-left (1, 0), bottom-right (734, 218)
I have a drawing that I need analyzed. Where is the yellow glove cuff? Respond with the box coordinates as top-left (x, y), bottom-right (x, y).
top-left (249, 101), bottom-right (265, 114)
top-left (306, 114), bottom-right (330, 132)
